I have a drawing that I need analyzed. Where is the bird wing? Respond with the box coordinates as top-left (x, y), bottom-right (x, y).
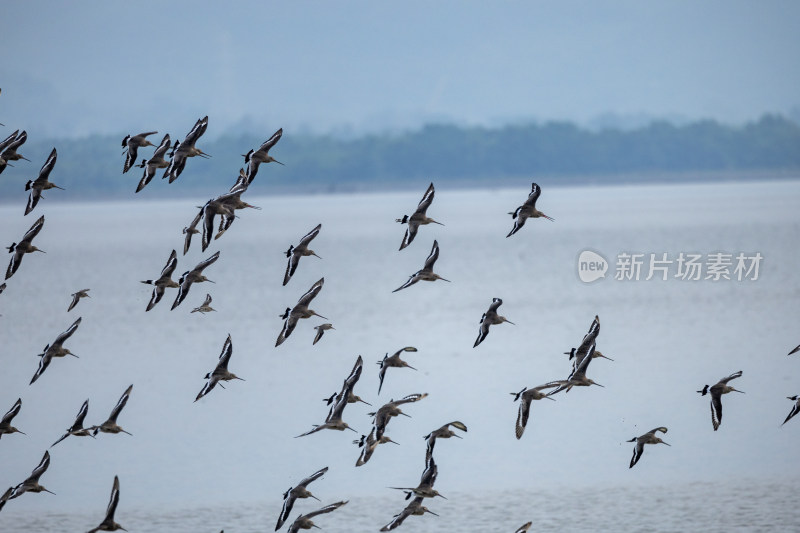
top-left (391, 393), bottom-right (427, 407)
top-left (783, 399), bottom-right (800, 425)
top-left (415, 182), bottom-right (435, 215)
top-left (711, 393), bottom-right (723, 431)
top-left (423, 240), bottom-right (440, 270)
top-left (216, 335), bottom-right (233, 370)
top-left (399, 222), bottom-right (419, 251)
top-left (524, 182), bottom-right (542, 208)
top-left (152, 134), bottom-right (171, 159)
top-left (275, 315), bottom-right (299, 347)
top-left (0, 130), bottom-right (19, 153)
top-left (392, 272), bottom-right (421, 293)
top-left (629, 440), bottom-right (644, 468)
top-left (25, 187), bottom-right (42, 216)
top-left (54, 317), bottom-right (81, 345)
top-left (297, 278), bottom-right (324, 307)
top-left (28, 451), bottom-right (51, 482)
top-left (147, 285), bottom-right (165, 312)
top-left (258, 128), bottom-right (283, 153)
top-left (123, 144), bottom-right (138, 173)
top-left (419, 455), bottom-right (437, 487)
top-left (72, 399), bottom-right (90, 430)
top-left (161, 249), bottom-right (179, 278)
top-left (300, 501), bottom-right (347, 520)
top-left (194, 251), bottom-right (220, 274)
top-left (299, 224), bottom-right (322, 247)
top-left (108, 385), bottom-right (133, 423)
top-left (719, 370), bottom-right (743, 384)
top-left (312, 326), bottom-right (325, 345)
top-left (195, 377), bottom-right (219, 402)
top-left (1, 398), bottom-right (21, 426)
top-left (183, 116), bottom-right (208, 145)
top-left (29, 352), bottom-right (52, 384)
top-left (284, 252), bottom-right (301, 286)
top-left (36, 148), bottom-right (58, 183)
top-left (103, 476), bottom-right (120, 522)
top-left (515, 395), bottom-right (532, 439)
top-left (276, 489), bottom-right (297, 530)
top-left (298, 466), bottom-right (329, 488)
top-left (473, 319), bottom-right (490, 348)
top-left (506, 212), bottom-right (527, 237)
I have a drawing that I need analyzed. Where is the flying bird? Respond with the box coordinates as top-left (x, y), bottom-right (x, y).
top-left (0, 129), bottom-right (23, 175)
top-left (10, 450), bottom-right (54, 499)
top-left (565, 315), bottom-right (613, 363)
top-left (171, 251), bottom-right (220, 310)
top-left (195, 335), bottom-right (244, 402)
top-left (25, 148), bottom-right (63, 215)
top-left (389, 454), bottom-right (445, 500)
top-left (51, 399), bottom-right (94, 447)
top-left (87, 475), bottom-right (126, 533)
top-left (92, 385), bottom-right (133, 436)
top-left (244, 128), bottom-right (283, 184)
top-left (377, 347), bottom-right (418, 394)
top-left (0, 130), bottom-right (29, 170)
top-left (627, 426), bottom-right (670, 468)
top-left (135, 133), bottom-right (171, 192)
top-left (164, 116), bottom-right (210, 183)
top-left (141, 249), bottom-right (180, 311)
top-left (285, 501), bottom-right (347, 533)
top-left (0, 398), bottom-right (24, 440)
top-left (30, 317), bottom-right (82, 385)
top-left (379, 495), bottom-right (438, 531)
top-left (474, 298), bottom-right (515, 348)
top-left (396, 183), bottom-right (443, 250)
top-left (68, 289), bottom-right (90, 312)
top-left (182, 207), bottom-right (203, 255)
top-left (284, 224), bottom-right (322, 286)
top-left (275, 466), bottom-right (328, 531)
top-left (370, 393), bottom-right (427, 441)
top-left (191, 293), bottom-right (215, 314)
top-left (507, 182), bottom-right (553, 237)
top-left (276, 278), bottom-right (326, 347)
top-left (511, 384), bottom-right (558, 439)
top-left (122, 131), bottom-right (158, 174)
top-left (423, 420), bottom-right (467, 460)
top-left (697, 370), bottom-right (744, 431)
top-left (392, 240), bottom-right (449, 292)
top-left (788, 345), bottom-right (800, 356)
top-left (296, 355), bottom-right (363, 437)
top-left (546, 344), bottom-right (604, 395)
top-left (313, 323), bottom-right (334, 345)
top-left (783, 395), bottom-right (800, 426)
top-left (6, 214), bottom-right (45, 280)
top-left (354, 426), bottom-right (399, 467)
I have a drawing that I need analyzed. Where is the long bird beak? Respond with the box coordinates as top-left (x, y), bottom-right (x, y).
top-left (732, 388), bottom-right (745, 393)
top-left (206, 279), bottom-right (216, 284)
top-left (274, 159), bottom-right (285, 166)
top-left (310, 493), bottom-right (321, 502)
top-left (312, 252), bottom-right (322, 259)
top-left (312, 312), bottom-right (328, 320)
top-left (399, 412), bottom-right (412, 418)
top-left (431, 220), bottom-right (445, 226)
top-left (407, 364), bottom-right (418, 371)
top-left (541, 213), bottom-right (555, 221)
top-left (438, 277), bottom-right (451, 282)
top-left (662, 441), bottom-right (671, 446)
top-left (345, 426), bottom-right (358, 433)
top-left (19, 155), bottom-right (31, 162)
top-left (593, 382), bottom-right (605, 388)
top-left (425, 509), bottom-right (439, 517)
top-left (544, 395), bottom-right (557, 401)
top-left (598, 354), bottom-right (615, 361)
top-left (504, 319), bottom-right (516, 325)
top-left (358, 398), bottom-right (372, 406)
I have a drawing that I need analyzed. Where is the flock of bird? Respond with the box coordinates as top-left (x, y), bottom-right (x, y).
top-left (1, 102), bottom-right (798, 532)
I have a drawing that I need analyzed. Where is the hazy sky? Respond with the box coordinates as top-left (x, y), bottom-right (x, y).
top-left (3, 1), bottom-right (799, 138)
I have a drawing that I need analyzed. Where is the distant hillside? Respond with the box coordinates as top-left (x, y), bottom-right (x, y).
top-left (1, 114), bottom-right (798, 203)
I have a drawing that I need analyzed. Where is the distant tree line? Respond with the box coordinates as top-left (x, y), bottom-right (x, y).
top-left (1, 114), bottom-right (798, 202)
